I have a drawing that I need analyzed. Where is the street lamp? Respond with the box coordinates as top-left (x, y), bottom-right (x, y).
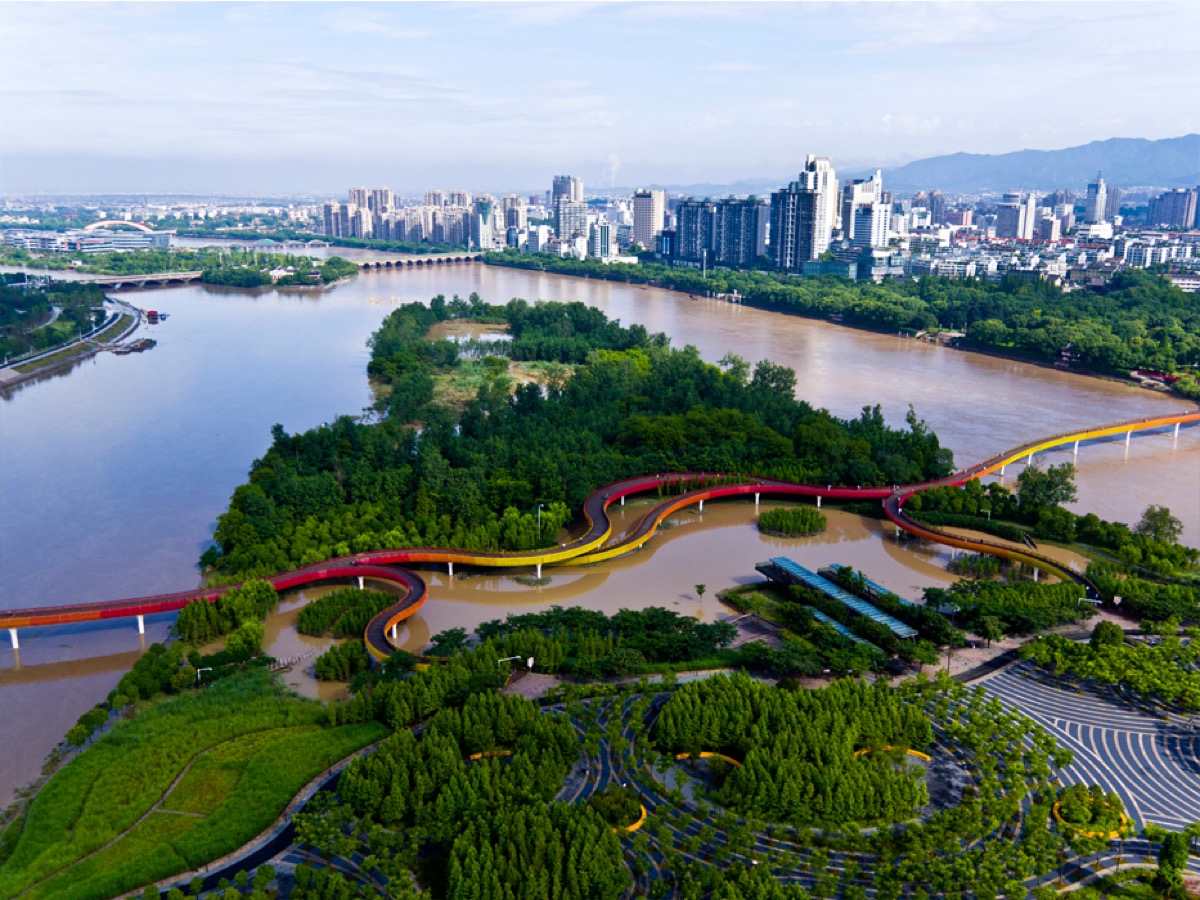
top-left (537, 503), bottom-right (544, 532)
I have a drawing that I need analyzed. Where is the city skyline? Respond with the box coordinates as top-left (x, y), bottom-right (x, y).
top-left (2, 2), bottom-right (1198, 195)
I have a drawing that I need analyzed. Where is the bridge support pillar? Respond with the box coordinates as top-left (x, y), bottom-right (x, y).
top-left (536, 563), bottom-right (542, 578)
top-left (1125, 431), bottom-right (1132, 448)
top-left (755, 493), bottom-right (760, 506)
top-left (391, 623), bottom-right (398, 641)
top-left (999, 464), bottom-right (1005, 476)
top-left (699, 499), bottom-right (704, 512)
top-left (357, 576), bottom-right (364, 590)
top-left (1026, 453), bottom-right (1033, 466)
top-left (620, 495), bottom-right (625, 506)
top-left (1073, 440), bottom-right (1079, 456)
top-left (816, 496), bottom-right (822, 508)
top-left (1175, 422), bottom-right (1181, 440)
top-left (1033, 568), bottom-right (1039, 582)
top-left (448, 562), bottom-right (454, 578)
top-left (136, 615), bottom-right (145, 635)
top-left (7, 628), bottom-right (17, 651)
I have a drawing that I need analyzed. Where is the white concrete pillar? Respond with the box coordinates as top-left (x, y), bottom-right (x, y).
top-left (620, 495), bottom-right (625, 506)
top-left (536, 563), bottom-right (542, 578)
top-left (754, 493), bottom-right (760, 506)
top-left (1125, 431), bottom-right (1131, 448)
top-left (816, 496), bottom-right (822, 508)
top-left (357, 576), bottom-right (364, 590)
top-left (390, 623), bottom-right (398, 641)
top-left (698, 499), bottom-right (704, 512)
top-left (1033, 568), bottom-right (1039, 583)
top-left (137, 614), bottom-right (145, 635)
top-left (7, 628), bottom-right (17, 651)
top-left (1027, 453), bottom-right (1033, 466)
top-left (1174, 422), bottom-right (1181, 440)
top-left (1073, 440), bottom-right (1079, 456)
top-left (999, 465), bottom-right (1006, 476)
top-left (448, 562), bottom-right (454, 578)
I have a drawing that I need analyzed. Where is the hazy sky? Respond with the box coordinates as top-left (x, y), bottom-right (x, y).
top-left (2, 1), bottom-right (1197, 195)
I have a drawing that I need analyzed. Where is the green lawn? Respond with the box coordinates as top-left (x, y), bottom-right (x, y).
top-left (0, 672), bottom-right (385, 900)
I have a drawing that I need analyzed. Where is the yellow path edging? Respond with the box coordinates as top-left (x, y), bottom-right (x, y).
top-left (1052, 801), bottom-right (1132, 840)
top-left (854, 746), bottom-right (932, 762)
top-left (466, 749), bottom-right (513, 761)
top-left (614, 804), bottom-right (648, 834)
top-left (674, 751), bottom-right (743, 769)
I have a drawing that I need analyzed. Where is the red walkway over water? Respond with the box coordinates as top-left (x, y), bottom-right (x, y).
top-left (3, 410), bottom-right (1196, 660)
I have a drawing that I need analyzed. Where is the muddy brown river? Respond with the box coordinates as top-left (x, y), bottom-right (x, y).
top-left (1, 263), bottom-right (1196, 806)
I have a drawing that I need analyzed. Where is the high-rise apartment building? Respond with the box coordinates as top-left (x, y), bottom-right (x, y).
top-left (348, 187), bottom-right (369, 209)
top-left (554, 200), bottom-right (588, 239)
top-left (501, 196), bottom-right (528, 230)
top-left (714, 198), bottom-right (768, 267)
top-left (672, 197), bottom-right (766, 268)
top-left (1085, 175), bottom-right (1107, 224)
top-left (424, 190), bottom-right (446, 208)
top-left (368, 188), bottom-right (393, 215)
top-left (632, 189), bottom-right (666, 251)
top-left (1147, 188), bottom-right (1199, 228)
top-left (449, 190), bottom-right (472, 208)
top-left (552, 175), bottom-right (584, 205)
top-left (322, 201), bottom-right (342, 237)
top-left (1104, 185), bottom-right (1122, 221)
top-left (674, 199), bottom-right (716, 264)
top-left (769, 155), bottom-right (838, 269)
top-left (929, 191), bottom-right (946, 226)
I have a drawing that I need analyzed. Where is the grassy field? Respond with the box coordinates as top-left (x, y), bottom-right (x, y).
top-left (0, 671), bottom-right (385, 900)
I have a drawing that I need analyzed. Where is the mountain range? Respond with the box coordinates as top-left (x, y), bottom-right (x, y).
top-left (640, 135), bottom-right (1199, 198)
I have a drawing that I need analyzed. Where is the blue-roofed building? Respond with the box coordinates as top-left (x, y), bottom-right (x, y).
top-left (822, 563), bottom-right (916, 606)
top-left (803, 607), bottom-right (880, 652)
top-left (755, 557), bottom-right (919, 640)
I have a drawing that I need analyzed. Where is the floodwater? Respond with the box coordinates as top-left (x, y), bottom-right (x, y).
top-left (1, 263), bottom-right (1196, 807)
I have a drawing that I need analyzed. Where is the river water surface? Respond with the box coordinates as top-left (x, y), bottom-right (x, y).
top-left (1, 263), bottom-right (1196, 806)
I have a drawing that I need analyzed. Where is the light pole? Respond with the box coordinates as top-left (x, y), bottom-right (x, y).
top-left (537, 503), bottom-right (544, 533)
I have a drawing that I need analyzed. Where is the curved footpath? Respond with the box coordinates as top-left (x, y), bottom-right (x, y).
top-left (2, 410), bottom-right (1196, 663)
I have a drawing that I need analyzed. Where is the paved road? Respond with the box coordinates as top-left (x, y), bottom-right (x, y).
top-left (980, 663), bottom-right (1200, 831)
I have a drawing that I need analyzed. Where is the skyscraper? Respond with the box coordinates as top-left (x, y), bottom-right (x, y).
top-left (554, 200), bottom-right (588, 239)
top-left (841, 172), bottom-right (889, 249)
top-left (713, 198), bottom-right (768, 267)
top-left (674, 199), bottom-right (716, 264)
top-left (995, 192), bottom-right (1030, 240)
top-left (632, 189), bottom-right (666, 251)
top-left (587, 220), bottom-right (612, 259)
top-left (348, 187), bottom-right (369, 209)
top-left (552, 175), bottom-right (584, 205)
top-left (1085, 174), bottom-right (1107, 224)
top-left (769, 155), bottom-right (838, 270)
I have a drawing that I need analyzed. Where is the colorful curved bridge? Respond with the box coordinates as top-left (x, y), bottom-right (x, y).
top-left (2, 410), bottom-right (1195, 661)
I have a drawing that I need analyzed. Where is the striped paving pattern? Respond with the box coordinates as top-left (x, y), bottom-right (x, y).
top-left (981, 664), bottom-right (1200, 830)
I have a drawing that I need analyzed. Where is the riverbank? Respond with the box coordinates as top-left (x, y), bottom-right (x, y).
top-left (0, 302), bottom-right (141, 391)
top-left (482, 254), bottom-right (1200, 403)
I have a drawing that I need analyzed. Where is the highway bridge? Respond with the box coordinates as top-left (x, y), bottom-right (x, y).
top-left (75, 271), bottom-right (204, 289)
top-left (2, 410), bottom-right (1196, 661)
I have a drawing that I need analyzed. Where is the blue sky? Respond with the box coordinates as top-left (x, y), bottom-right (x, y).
top-left (2, 2), bottom-right (1197, 195)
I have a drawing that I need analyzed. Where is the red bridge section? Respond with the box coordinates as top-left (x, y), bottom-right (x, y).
top-left (2, 410), bottom-right (1196, 661)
